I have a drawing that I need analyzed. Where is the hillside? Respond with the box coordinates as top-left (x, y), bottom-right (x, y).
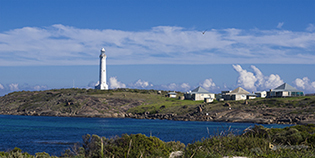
top-left (0, 88), bottom-right (314, 124)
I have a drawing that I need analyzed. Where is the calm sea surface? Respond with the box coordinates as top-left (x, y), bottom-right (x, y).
top-left (0, 115), bottom-right (292, 156)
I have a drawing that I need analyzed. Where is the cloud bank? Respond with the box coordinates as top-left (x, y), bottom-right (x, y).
top-left (294, 77), bottom-right (315, 92)
top-left (128, 79), bottom-right (154, 89)
top-left (0, 83), bottom-right (48, 96)
top-left (232, 65), bottom-right (315, 93)
top-left (109, 77), bottom-right (126, 89)
top-left (1, 24), bottom-right (315, 66)
top-left (1, 65), bottom-right (314, 96)
top-left (233, 65), bottom-right (284, 92)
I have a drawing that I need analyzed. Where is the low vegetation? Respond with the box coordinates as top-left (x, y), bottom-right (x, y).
top-left (1, 124), bottom-right (315, 157)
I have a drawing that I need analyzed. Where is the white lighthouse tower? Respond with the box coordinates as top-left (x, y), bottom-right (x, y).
top-left (95, 48), bottom-right (108, 90)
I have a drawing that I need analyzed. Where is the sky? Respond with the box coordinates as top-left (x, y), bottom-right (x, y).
top-left (0, 0), bottom-right (315, 96)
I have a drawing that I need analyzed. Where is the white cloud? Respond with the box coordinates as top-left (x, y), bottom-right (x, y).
top-left (233, 65), bottom-right (257, 91)
top-left (1, 24), bottom-right (315, 66)
top-left (200, 78), bottom-right (217, 91)
top-left (264, 74), bottom-right (284, 90)
top-left (109, 77), bottom-right (126, 89)
top-left (251, 65), bottom-right (264, 87)
top-left (306, 24), bottom-right (315, 32)
top-left (33, 85), bottom-right (48, 91)
top-left (0, 83), bottom-right (51, 96)
top-left (294, 77), bottom-right (315, 92)
top-left (233, 65), bottom-right (284, 92)
top-left (163, 83), bottom-right (178, 90)
top-left (250, 65), bottom-right (283, 90)
top-left (159, 83), bottom-right (189, 92)
top-left (180, 83), bottom-right (190, 91)
top-left (9, 83), bottom-right (19, 91)
top-left (277, 22), bottom-right (284, 29)
top-left (129, 79), bottom-right (153, 89)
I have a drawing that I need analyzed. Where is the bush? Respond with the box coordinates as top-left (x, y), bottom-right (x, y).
top-left (67, 133), bottom-right (185, 158)
top-left (0, 147), bottom-right (57, 158)
top-left (243, 124), bottom-right (315, 146)
top-left (184, 135), bottom-right (269, 157)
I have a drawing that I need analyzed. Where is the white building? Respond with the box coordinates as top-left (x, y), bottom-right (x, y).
top-left (167, 92), bottom-right (177, 98)
top-left (267, 83), bottom-right (304, 98)
top-left (255, 91), bottom-right (267, 98)
top-left (95, 48), bottom-right (108, 90)
top-left (184, 86), bottom-right (215, 101)
top-left (222, 87), bottom-right (255, 101)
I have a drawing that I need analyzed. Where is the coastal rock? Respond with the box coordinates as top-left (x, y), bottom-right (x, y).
top-left (224, 103), bottom-right (231, 107)
top-left (169, 151), bottom-right (183, 158)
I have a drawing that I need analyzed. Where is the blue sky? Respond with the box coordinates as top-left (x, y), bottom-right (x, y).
top-left (0, 0), bottom-right (315, 95)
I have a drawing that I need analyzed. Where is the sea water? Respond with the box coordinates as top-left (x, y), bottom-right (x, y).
top-left (0, 115), bottom-right (291, 156)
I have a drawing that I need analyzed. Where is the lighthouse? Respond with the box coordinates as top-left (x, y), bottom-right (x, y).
top-left (95, 48), bottom-right (108, 90)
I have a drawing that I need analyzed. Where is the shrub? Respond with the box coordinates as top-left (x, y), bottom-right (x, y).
top-left (68, 133), bottom-right (184, 158)
top-left (184, 135), bottom-right (269, 157)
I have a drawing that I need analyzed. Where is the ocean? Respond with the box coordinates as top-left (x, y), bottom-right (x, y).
top-left (0, 115), bottom-right (291, 156)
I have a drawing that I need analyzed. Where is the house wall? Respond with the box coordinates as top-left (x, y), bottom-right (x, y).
top-left (194, 93), bottom-right (215, 101)
top-left (222, 94), bottom-right (231, 100)
top-left (268, 91), bottom-right (290, 97)
top-left (168, 94), bottom-right (176, 98)
top-left (282, 91), bottom-right (289, 97)
top-left (292, 92), bottom-right (304, 96)
top-left (247, 96), bottom-right (256, 99)
top-left (267, 91), bottom-right (276, 98)
top-left (234, 94), bottom-right (247, 100)
top-left (184, 93), bottom-right (192, 100)
top-left (255, 91), bottom-right (266, 98)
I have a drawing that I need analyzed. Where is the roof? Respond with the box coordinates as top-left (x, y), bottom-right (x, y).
top-left (273, 83), bottom-right (303, 92)
top-left (229, 87), bottom-right (250, 94)
top-left (190, 86), bottom-right (214, 94)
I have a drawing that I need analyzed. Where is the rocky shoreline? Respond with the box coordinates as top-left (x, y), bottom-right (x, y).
top-left (1, 108), bottom-right (314, 125)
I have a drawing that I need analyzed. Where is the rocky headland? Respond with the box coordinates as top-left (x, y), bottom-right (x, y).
top-left (0, 88), bottom-right (314, 125)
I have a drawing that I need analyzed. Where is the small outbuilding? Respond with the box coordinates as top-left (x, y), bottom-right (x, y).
top-left (255, 91), bottom-right (267, 98)
top-left (247, 93), bottom-right (257, 100)
top-left (167, 92), bottom-right (177, 98)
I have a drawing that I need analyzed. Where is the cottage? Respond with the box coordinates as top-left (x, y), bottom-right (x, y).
top-left (184, 86), bottom-right (215, 101)
top-left (267, 83), bottom-right (304, 98)
top-left (222, 87), bottom-right (255, 101)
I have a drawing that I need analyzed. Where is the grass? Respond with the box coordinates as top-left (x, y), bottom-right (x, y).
top-left (126, 97), bottom-right (202, 115)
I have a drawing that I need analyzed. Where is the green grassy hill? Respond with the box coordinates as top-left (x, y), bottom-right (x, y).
top-left (0, 88), bottom-right (314, 124)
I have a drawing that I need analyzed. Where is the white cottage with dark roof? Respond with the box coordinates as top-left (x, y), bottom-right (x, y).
top-left (184, 86), bottom-right (215, 101)
top-left (267, 83), bottom-right (304, 98)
